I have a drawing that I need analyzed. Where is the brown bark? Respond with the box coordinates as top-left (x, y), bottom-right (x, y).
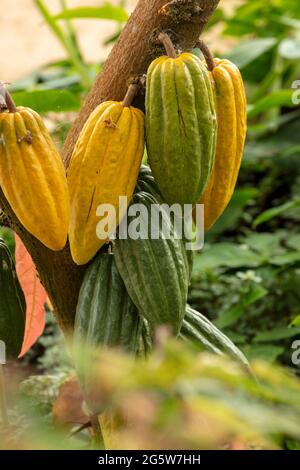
top-left (0, 0), bottom-right (220, 333)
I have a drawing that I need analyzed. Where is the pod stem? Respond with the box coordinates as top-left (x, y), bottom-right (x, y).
top-left (158, 32), bottom-right (177, 59)
top-left (122, 83), bottom-right (140, 108)
top-left (0, 83), bottom-right (17, 113)
top-left (196, 40), bottom-right (215, 71)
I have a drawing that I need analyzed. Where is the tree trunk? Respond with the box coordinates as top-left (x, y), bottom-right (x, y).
top-left (0, 0), bottom-right (220, 333)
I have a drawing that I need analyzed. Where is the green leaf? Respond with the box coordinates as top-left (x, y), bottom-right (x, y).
top-left (290, 316), bottom-right (300, 327)
top-left (248, 90), bottom-right (296, 119)
top-left (12, 90), bottom-right (81, 114)
top-left (279, 17), bottom-right (300, 29)
top-left (253, 327), bottom-right (300, 342)
top-left (216, 284), bottom-right (268, 329)
top-left (55, 6), bottom-right (128, 22)
top-left (271, 252), bottom-right (300, 266)
top-left (225, 38), bottom-right (277, 69)
top-left (253, 200), bottom-right (300, 227)
top-left (242, 344), bottom-right (284, 362)
top-left (193, 243), bottom-right (262, 274)
top-left (243, 233), bottom-right (283, 258)
top-left (286, 234), bottom-right (300, 251)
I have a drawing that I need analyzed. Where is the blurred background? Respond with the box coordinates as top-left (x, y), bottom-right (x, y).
top-left (0, 0), bottom-right (241, 81)
top-left (1, 0), bottom-right (300, 450)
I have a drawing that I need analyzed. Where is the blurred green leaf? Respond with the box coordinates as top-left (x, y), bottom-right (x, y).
top-left (243, 233), bottom-right (283, 258)
top-left (286, 234), bottom-right (300, 251)
top-left (225, 38), bottom-right (277, 69)
top-left (253, 327), bottom-right (300, 342)
top-left (279, 17), bottom-right (300, 29)
top-left (216, 284), bottom-right (268, 329)
top-left (12, 89), bottom-right (81, 114)
top-left (254, 200), bottom-right (300, 227)
top-left (243, 345), bottom-right (285, 362)
top-left (248, 90), bottom-right (295, 119)
top-left (55, 6), bottom-right (128, 22)
top-left (291, 316), bottom-right (300, 327)
top-left (271, 252), bottom-right (300, 266)
top-left (38, 75), bottom-right (80, 90)
top-left (193, 243), bottom-right (262, 274)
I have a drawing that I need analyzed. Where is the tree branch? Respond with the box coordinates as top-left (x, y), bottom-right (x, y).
top-left (62, 0), bottom-right (220, 167)
top-left (0, 0), bottom-right (220, 333)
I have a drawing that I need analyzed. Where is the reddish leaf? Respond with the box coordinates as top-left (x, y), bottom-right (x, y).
top-left (15, 235), bottom-right (47, 357)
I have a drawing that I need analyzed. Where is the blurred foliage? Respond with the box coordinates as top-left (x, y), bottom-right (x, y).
top-left (3, 341), bottom-right (300, 449)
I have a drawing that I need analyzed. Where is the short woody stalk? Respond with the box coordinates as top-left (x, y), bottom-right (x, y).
top-left (0, 83), bottom-right (17, 113)
top-left (158, 32), bottom-right (177, 59)
top-left (196, 40), bottom-right (215, 71)
top-left (122, 83), bottom-right (140, 108)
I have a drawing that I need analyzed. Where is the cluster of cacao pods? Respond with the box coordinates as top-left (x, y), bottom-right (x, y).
top-left (0, 34), bottom-right (247, 360)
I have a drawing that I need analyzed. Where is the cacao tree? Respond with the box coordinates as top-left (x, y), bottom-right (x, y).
top-left (0, 0), bottom-right (221, 333)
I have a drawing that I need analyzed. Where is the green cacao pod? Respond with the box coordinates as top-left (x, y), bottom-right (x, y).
top-left (114, 191), bottom-right (189, 334)
top-left (136, 166), bottom-right (194, 282)
top-left (145, 53), bottom-right (217, 205)
top-left (136, 165), bottom-right (163, 201)
top-left (0, 238), bottom-right (26, 358)
top-left (180, 305), bottom-right (250, 370)
top-left (74, 253), bottom-right (142, 354)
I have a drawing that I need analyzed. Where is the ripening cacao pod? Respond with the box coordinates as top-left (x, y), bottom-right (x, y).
top-left (67, 101), bottom-right (145, 265)
top-left (0, 238), bottom-right (26, 358)
top-left (0, 108), bottom-right (69, 250)
top-left (114, 191), bottom-right (189, 334)
top-left (198, 58), bottom-right (247, 231)
top-left (145, 53), bottom-right (217, 205)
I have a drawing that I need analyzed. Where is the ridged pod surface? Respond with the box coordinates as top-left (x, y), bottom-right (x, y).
top-left (0, 108), bottom-right (69, 250)
top-left (199, 58), bottom-right (247, 231)
top-left (0, 238), bottom-right (26, 358)
top-left (146, 53), bottom-right (217, 205)
top-left (180, 305), bottom-right (250, 370)
top-left (74, 253), bottom-right (142, 354)
top-left (139, 305), bottom-right (250, 371)
top-left (114, 191), bottom-right (189, 334)
top-left (67, 101), bottom-right (145, 265)
top-left (136, 165), bottom-right (194, 281)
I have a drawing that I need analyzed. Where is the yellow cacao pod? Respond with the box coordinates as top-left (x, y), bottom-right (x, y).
top-left (67, 101), bottom-right (145, 266)
top-left (0, 107), bottom-right (69, 250)
top-left (199, 58), bottom-right (247, 231)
